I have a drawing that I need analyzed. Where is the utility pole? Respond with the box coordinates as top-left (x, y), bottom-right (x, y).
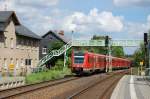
top-left (105, 36), bottom-right (112, 72)
top-left (108, 39), bottom-right (112, 72)
top-left (64, 47), bottom-right (66, 68)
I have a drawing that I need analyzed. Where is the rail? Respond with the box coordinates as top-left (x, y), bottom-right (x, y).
top-left (0, 76), bottom-right (78, 99)
top-left (68, 70), bottom-right (128, 99)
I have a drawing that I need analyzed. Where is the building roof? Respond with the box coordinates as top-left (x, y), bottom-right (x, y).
top-left (0, 22), bottom-right (6, 32)
top-left (15, 25), bottom-right (41, 39)
top-left (42, 30), bottom-right (70, 43)
top-left (0, 11), bottom-right (20, 25)
top-left (0, 11), bottom-right (40, 39)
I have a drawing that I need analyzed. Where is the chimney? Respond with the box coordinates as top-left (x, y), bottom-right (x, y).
top-left (58, 30), bottom-right (64, 36)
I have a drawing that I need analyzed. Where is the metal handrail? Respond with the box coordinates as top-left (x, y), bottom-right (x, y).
top-left (37, 41), bottom-right (72, 67)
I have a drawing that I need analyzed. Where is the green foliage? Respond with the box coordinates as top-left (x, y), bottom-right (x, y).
top-left (48, 41), bottom-right (64, 52)
top-left (53, 59), bottom-right (64, 70)
top-left (133, 43), bottom-right (145, 67)
top-left (92, 35), bottom-right (106, 40)
top-left (112, 46), bottom-right (125, 58)
top-left (25, 67), bottom-right (72, 84)
top-left (66, 57), bottom-right (72, 67)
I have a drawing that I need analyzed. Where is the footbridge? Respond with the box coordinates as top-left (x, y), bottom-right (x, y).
top-left (37, 39), bottom-right (142, 70)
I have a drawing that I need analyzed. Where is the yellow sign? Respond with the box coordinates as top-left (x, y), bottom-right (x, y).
top-left (9, 64), bottom-right (14, 70)
top-left (140, 61), bottom-right (143, 66)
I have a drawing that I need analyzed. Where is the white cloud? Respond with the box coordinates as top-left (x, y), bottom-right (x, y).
top-left (17, 0), bottom-right (59, 6)
top-left (61, 8), bottom-right (124, 33)
top-left (0, 0), bottom-right (149, 41)
top-left (0, 0), bottom-right (60, 34)
top-left (114, 0), bottom-right (150, 7)
top-left (0, 0), bottom-right (60, 12)
top-left (124, 15), bottom-right (150, 39)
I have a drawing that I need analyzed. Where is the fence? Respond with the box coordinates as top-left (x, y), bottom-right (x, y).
top-left (31, 67), bottom-right (48, 73)
top-left (0, 77), bottom-right (25, 90)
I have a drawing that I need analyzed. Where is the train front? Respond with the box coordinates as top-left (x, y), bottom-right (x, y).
top-left (71, 51), bottom-right (85, 74)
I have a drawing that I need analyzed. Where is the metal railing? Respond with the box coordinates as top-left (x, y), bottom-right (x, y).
top-left (31, 67), bottom-right (48, 73)
top-left (37, 41), bottom-right (72, 67)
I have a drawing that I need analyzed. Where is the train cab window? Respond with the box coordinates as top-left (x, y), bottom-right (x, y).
top-left (74, 57), bottom-right (84, 63)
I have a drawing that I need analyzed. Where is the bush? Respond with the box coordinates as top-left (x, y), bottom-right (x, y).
top-left (53, 59), bottom-right (64, 70)
top-left (25, 67), bottom-right (72, 84)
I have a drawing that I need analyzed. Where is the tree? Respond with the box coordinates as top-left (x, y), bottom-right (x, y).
top-left (112, 46), bottom-right (125, 58)
top-left (48, 41), bottom-right (64, 52)
top-left (133, 43), bottom-right (145, 67)
top-left (91, 35), bottom-right (125, 57)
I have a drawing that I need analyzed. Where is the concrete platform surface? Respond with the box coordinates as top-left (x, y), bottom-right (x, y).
top-left (111, 75), bottom-right (150, 99)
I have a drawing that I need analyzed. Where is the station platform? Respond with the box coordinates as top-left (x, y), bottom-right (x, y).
top-left (111, 75), bottom-right (150, 99)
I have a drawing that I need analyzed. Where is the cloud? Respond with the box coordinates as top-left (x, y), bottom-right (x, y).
top-left (0, 0), bottom-right (149, 41)
top-left (124, 15), bottom-right (150, 39)
top-left (113, 0), bottom-right (150, 7)
top-left (14, 0), bottom-right (60, 8)
top-left (61, 8), bottom-right (124, 33)
top-left (0, 0), bottom-right (61, 35)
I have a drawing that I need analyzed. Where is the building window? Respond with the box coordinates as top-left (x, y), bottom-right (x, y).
top-left (4, 58), bottom-right (7, 69)
top-left (21, 59), bottom-right (24, 67)
top-left (10, 58), bottom-right (13, 66)
top-left (25, 59), bottom-right (31, 65)
top-left (4, 37), bottom-right (7, 48)
top-left (0, 58), bottom-right (1, 71)
top-left (42, 47), bottom-right (47, 54)
top-left (16, 59), bottom-right (19, 68)
top-left (10, 38), bottom-right (13, 48)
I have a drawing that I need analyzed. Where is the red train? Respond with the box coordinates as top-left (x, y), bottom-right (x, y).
top-left (71, 51), bottom-right (131, 75)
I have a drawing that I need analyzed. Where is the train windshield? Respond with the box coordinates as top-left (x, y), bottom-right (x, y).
top-left (74, 56), bottom-right (84, 63)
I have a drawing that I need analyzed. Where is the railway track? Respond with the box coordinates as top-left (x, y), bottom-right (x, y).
top-left (0, 76), bottom-right (78, 99)
top-left (68, 70), bottom-right (127, 99)
top-left (0, 70), bottom-right (128, 99)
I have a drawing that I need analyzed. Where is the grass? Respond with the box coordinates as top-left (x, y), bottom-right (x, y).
top-left (25, 67), bottom-right (72, 84)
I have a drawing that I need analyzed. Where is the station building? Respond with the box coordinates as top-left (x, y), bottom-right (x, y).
top-left (0, 11), bottom-right (41, 75)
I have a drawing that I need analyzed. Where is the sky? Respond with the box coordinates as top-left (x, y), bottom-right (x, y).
top-left (0, 0), bottom-right (150, 54)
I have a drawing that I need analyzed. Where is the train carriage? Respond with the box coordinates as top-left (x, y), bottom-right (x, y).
top-left (71, 50), bottom-right (131, 75)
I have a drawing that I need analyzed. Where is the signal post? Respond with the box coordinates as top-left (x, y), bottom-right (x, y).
top-left (105, 36), bottom-right (112, 72)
